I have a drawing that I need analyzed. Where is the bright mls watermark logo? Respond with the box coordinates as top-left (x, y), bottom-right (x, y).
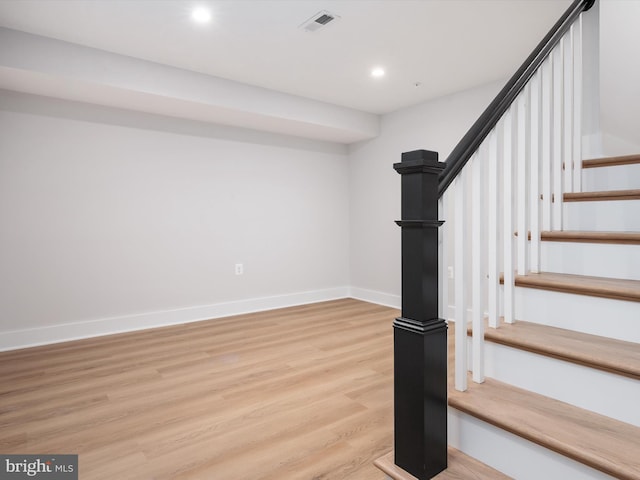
top-left (0, 455), bottom-right (77, 480)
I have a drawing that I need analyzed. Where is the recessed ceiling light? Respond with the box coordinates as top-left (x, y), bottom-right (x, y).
top-left (371, 67), bottom-right (385, 78)
top-left (191, 7), bottom-right (212, 23)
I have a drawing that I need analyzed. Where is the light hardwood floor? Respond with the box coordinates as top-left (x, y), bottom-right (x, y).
top-left (0, 299), bottom-right (398, 479)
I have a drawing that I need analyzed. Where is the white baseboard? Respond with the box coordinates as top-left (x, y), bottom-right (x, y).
top-left (0, 287), bottom-right (350, 352)
top-left (348, 287), bottom-right (401, 309)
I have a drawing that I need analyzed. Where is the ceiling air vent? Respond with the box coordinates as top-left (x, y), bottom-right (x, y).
top-left (299, 10), bottom-right (340, 33)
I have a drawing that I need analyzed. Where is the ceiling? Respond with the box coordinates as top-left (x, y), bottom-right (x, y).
top-left (0, 0), bottom-right (572, 116)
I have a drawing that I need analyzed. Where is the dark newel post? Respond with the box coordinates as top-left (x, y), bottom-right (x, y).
top-left (393, 150), bottom-right (447, 479)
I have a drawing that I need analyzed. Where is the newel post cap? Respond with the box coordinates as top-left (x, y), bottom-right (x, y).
top-left (394, 150), bottom-right (445, 175)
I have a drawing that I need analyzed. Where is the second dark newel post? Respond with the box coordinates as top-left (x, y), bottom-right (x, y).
top-left (393, 149), bottom-right (447, 479)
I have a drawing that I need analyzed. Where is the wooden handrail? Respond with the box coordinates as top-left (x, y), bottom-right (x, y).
top-left (438, 0), bottom-right (595, 198)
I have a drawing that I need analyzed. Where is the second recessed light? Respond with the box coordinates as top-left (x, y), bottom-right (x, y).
top-left (371, 67), bottom-right (386, 78)
top-left (192, 7), bottom-right (212, 23)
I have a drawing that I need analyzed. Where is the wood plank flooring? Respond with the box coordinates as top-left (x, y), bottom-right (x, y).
top-left (0, 299), bottom-right (398, 480)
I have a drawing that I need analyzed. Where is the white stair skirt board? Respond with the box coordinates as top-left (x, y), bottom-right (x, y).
top-left (0, 287), bottom-right (350, 351)
top-left (513, 287), bottom-right (640, 343)
top-left (563, 199), bottom-right (640, 231)
top-left (469, 339), bottom-right (639, 426)
top-left (541, 242), bottom-right (640, 281)
top-left (448, 409), bottom-right (617, 480)
top-left (583, 163), bottom-right (640, 191)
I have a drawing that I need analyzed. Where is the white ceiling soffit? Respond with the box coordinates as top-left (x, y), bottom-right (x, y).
top-left (0, 28), bottom-right (379, 144)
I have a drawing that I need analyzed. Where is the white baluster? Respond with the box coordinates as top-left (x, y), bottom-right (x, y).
top-left (454, 171), bottom-right (467, 392)
top-left (471, 151), bottom-right (484, 383)
top-left (448, 15), bottom-right (590, 390)
top-left (439, 194), bottom-right (448, 322)
top-left (572, 19), bottom-right (583, 192)
top-left (517, 91), bottom-right (529, 275)
top-left (552, 42), bottom-right (564, 231)
top-left (563, 30), bottom-right (574, 194)
top-left (541, 57), bottom-right (553, 232)
top-left (503, 109), bottom-right (515, 324)
top-left (530, 70), bottom-right (542, 273)
top-left (487, 129), bottom-right (500, 329)
top-left (581, 0), bottom-right (602, 159)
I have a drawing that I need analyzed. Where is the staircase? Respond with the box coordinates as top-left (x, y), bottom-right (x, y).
top-left (448, 153), bottom-right (640, 479)
top-left (377, 1), bottom-right (640, 478)
top-left (378, 154), bottom-right (640, 479)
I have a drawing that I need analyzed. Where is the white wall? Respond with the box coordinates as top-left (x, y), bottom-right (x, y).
top-left (0, 80), bottom-right (504, 349)
top-left (347, 81), bottom-right (503, 307)
top-left (600, 0), bottom-right (640, 155)
top-left (0, 90), bottom-right (350, 350)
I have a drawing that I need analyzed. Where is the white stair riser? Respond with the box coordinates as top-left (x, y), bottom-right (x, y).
top-left (448, 409), bottom-right (617, 480)
top-left (540, 241), bottom-right (640, 280)
top-left (469, 339), bottom-right (639, 426)
top-left (582, 163), bottom-right (640, 191)
top-left (563, 199), bottom-right (640, 231)
top-left (512, 287), bottom-right (640, 343)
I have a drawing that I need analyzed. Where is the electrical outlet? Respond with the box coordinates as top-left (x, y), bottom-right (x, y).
top-left (448, 266), bottom-right (454, 279)
top-left (235, 263), bottom-right (243, 275)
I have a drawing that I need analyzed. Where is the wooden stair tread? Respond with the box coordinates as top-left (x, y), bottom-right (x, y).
top-left (500, 271), bottom-right (640, 302)
top-left (583, 154), bottom-right (640, 168)
top-left (448, 325), bottom-right (640, 479)
top-left (473, 319), bottom-right (640, 380)
top-left (540, 230), bottom-right (640, 244)
top-left (448, 375), bottom-right (640, 480)
top-left (564, 189), bottom-right (640, 202)
top-left (374, 448), bottom-right (512, 480)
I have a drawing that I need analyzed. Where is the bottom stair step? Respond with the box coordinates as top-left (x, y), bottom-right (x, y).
top-left (448, 376), bottom-right (640, 480)
top-left (374, 447), bottom-right (512, 480)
